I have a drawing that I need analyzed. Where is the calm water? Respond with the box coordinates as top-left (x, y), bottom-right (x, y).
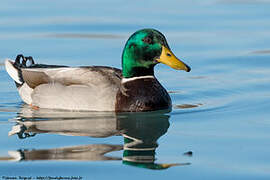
top-left (1, 0), bottom-right (270, 179)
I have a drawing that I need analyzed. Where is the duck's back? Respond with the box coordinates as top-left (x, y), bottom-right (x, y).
top-left (29, 66), bottom-right (123, 111)
top-left (5, 59), bottom-right (123, 111)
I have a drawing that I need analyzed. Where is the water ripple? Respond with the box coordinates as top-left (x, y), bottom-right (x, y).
top-left (44, 33), bottom-right (125, 39)
top-left (251, 49), bottom-right (270, 54)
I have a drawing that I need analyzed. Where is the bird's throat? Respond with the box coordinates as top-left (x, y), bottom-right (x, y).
top-left (122, 64), bottom-right (154, 78)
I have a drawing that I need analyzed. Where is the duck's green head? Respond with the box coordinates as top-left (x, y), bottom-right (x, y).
top-left (122, 29), bottom-right (191, 78)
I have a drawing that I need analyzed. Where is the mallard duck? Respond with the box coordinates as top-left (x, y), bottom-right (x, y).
top-left (5, 29), bottom-right (190, 112)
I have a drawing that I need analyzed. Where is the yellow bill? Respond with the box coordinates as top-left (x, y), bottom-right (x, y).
top-left (156, 46), bottom-right (191, 72)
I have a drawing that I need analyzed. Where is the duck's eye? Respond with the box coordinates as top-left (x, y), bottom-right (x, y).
top-left (142, 37), bottom-right (152, 44)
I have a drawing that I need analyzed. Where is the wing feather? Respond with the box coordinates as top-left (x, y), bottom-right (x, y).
top-left (20, 66), bottom-right (122, 111)
top-left (21, 66), bottom-right (122, 88)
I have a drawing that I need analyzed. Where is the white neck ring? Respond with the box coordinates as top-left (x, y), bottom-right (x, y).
top-left (121, 75), bottom-right (155, 83)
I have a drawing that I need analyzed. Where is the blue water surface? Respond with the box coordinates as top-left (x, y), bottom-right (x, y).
top-left (0, 0), bottom-right (270, 179)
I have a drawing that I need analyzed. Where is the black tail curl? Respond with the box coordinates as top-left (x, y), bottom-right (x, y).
top-left (14, 54), bottom-right (35, 69)
top-left (13, 54), bottom-right (35, 87)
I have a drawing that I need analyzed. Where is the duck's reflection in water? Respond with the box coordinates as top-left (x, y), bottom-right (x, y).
top-left (5, 105), bottom-right (190, 170)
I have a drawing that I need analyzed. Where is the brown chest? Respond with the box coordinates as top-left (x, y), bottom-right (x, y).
top-left (115, 78), bottom-right (171, 112)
